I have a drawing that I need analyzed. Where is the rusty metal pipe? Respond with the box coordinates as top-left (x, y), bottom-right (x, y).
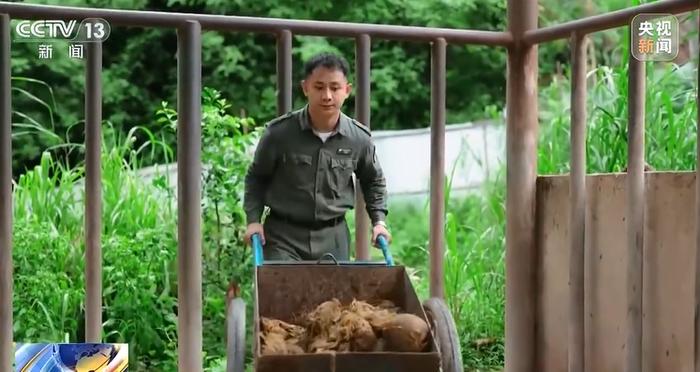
top-left (85, 40), bottom-right (103, 343)
top-left (625, 52), bottom-right (646, 372)
top-left (694, 13), bottom-right (700, 372)
top-left (354, 33), bottom-right (371, 261)
top-left (177, 20), bottom-right (203, 372)
top-left (0, 13), bottom-right (12, 372)
top-left (0, 2), bottom-right (513, 46)
top-left (429, 37), bottom-right (446, 300)
top-left (276, 29), bottom-right (292, 116)
top-left (568, 31), bottom-right (587, 372)
top-left (524, 0), bottom-right (697, 44)
top-left (505, 0), bottom-right (539, 370)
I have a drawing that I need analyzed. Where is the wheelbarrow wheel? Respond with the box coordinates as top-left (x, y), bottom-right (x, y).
top-left (226, 297), bottom-right (246, 372)
top-left (422, 297), bottom-right (463, 372)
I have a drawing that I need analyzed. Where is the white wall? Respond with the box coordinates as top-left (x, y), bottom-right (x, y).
top-left (136, 120), bottom-right (506, 202)
top-left (371, 120), bottom-right (505, 197)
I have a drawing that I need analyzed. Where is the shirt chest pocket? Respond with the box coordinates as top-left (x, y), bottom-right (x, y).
top-left (328, 157), bottom-right (356, 195)
top-left (283, 153), bottom-right (314, 189)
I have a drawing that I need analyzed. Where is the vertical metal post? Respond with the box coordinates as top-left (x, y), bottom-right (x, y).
top-left (177, 20), bottom-right (203, 372)
top-left (625, 50), bottom-right (645, 372)
top-left (354, 33), bottom-right (371, 260)
top-left (0, 13), bottom-right (12, 372)
top-left (695, 14), bottom-right (700, 372)
top-left (429, 37), bottom-right (446, 299)
top-left (277, 29), bottom-right (292, 116)
top-left (505, 0), bottom-right (539, 370)
top-left (85, 40), bottom-right (103, 343)
top-left (568, 31), bottom-right (587, 372)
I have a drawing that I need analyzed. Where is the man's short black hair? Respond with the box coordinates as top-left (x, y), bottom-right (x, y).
top-left (303, 52), bottom-right (350, 79)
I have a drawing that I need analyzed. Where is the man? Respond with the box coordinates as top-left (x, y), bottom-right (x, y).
top-left (243, 52), bottom-right (391, 261)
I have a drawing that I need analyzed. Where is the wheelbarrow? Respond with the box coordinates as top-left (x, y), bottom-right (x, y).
top-left (225, 233), bottom-right (463, 372)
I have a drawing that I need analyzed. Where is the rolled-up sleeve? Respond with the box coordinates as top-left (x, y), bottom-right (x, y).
top-left (355, 139), bottom-right (388, 224)
top-left (244, 127), bottom-right (277, 224)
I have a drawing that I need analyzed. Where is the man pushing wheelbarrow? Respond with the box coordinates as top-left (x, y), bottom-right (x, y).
top-left (243, 52), bottom-right (392, 261)
top-left (226, 51), bottom-right (463, 372)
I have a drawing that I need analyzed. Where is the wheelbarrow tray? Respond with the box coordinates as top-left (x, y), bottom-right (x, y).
top-left (253, 264), bottom-right (441, 372)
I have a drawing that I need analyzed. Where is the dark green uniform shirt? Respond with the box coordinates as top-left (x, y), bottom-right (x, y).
top-left (244, 105), bottom-right (388, 231)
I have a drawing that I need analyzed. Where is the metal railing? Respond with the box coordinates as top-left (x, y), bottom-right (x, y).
top-left (0, 0), bottom-right (698, 371)
top-left (508, 1), bottom-right (697, 372)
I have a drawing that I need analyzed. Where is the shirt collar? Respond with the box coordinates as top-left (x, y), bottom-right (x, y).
top-left (299, 104), bottom-right (350, 137)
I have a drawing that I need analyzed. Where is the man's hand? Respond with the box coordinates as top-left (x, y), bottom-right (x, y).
top-left (372, 223), bottom-right (392, 247)
top-left (244, 223), bottom-right (265, 245)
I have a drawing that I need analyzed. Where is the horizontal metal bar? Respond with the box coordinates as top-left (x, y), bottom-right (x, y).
top-left (523, 0), bottom-right (698, 44)
top-left (0, 2), bottom-right (513, 46)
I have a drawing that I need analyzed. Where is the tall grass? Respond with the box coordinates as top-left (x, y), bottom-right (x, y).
top-left (11, 88), bottom-right (258, 370)
top-left (12, 125), bottom-right (181, 369)
top-left (539, 49), bottom-right (698, 174)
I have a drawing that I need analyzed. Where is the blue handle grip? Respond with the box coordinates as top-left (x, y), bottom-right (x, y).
top-left (376, 235), bottom-right (394, 266)
top-left (252, 233), bottom-right (264, 267)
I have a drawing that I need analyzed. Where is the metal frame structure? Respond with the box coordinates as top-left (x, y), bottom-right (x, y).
top-left (0, 0), bottom-right (698, 371)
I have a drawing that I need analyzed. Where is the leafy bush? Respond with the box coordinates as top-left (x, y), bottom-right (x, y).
top-left (12, 87), bottom-right (261, 370)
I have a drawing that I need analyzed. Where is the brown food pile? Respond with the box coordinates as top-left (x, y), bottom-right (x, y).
top-left (260, 298), bottom-right (430, 355)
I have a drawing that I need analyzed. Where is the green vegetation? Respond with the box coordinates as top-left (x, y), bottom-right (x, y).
top-left (10, 52), bottom-right (696, 370)
top-left (12, 0), bottom-right (671, 177)
top-left (6, 0), bottom-right (698, 371)
top-left (380, 58), bottom-right (697, 372)
top-left (13, 89), bottom-right (261, 370)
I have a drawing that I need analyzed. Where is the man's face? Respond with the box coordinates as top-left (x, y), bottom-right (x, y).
top-left (301, 66), bottom-right (352, 115)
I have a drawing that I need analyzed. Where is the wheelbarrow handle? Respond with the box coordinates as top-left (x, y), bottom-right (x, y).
top-left (252, 233), bottom-right (264, 267)
top-left (253, 232), bottom-right (393, 267)
top-left (376, 235), bottom-right (394, 266)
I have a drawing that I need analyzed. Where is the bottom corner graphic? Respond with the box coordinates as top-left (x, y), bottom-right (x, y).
top-left (14, 342), bottom-right (128, 372)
